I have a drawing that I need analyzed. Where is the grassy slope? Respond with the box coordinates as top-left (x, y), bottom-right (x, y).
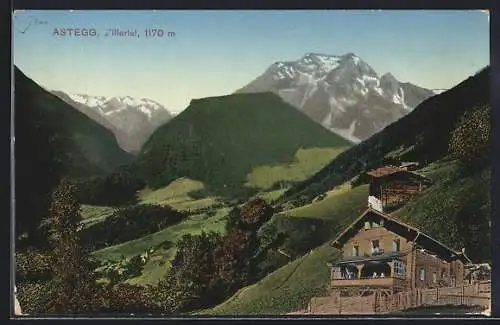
top-left (92, 208), bottom-right (230, 285)
top-left (202, 159), bottom-right (491, 315)
top-left (80, 178), bottom-right (220, 232)
top-left (92, 208), bottom-right (230, 261)
top-left (245, 147), bottom-right (345, 190)
top-left (199, 243), bottom-right (340, 315)
top-left (198, 183), bottom-right (369, 315)
top-left (80, 205), bottom-right (117, 228)
top-left (255, 189), bottom-right (288, 203)
top-left (135, 92), bottom-right (351, 198)
top-left (137, 177), bottom-right (219, 211)
top-left (392, 159), bottom-right (491, 262)
top-left (81, 177), bottom-right (228, 285)
top-left (283, 184), bottom-right (368, 220)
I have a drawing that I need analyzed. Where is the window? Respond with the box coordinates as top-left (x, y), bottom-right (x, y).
top-left (364, 221), bottom-right (371, 230)
top-left (352, 245), bottom-right (359, 257)
top-left (371, 240), bottom-right (383, 255)
top-left (393, 239), bottom-right (401, 252)
top-left (420, 268), bottom-right (425, 281)
top-left (394, 260), bottom-right (405, 279)
top-left (432, 272), bottom-right (437, 284)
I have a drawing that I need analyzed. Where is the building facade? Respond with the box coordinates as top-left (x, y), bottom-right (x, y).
top-left (329, 208), bottom-right (470, 297)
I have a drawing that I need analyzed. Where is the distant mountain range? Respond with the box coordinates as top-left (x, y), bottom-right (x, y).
top-left (48, 53), bottom-right (438, 150)
top-left (52, 91), bottom-right (173, 154)
top-left (236, 52), bottom-right (436, 142)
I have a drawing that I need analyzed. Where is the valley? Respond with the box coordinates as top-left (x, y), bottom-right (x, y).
top-left (13, 12), bottom-right (490, 315)
top-left (80, 144), bottom-right (348, 287)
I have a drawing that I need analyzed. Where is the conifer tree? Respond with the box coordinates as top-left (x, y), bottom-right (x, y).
top-left (46, 178), bottom-right (102, 314)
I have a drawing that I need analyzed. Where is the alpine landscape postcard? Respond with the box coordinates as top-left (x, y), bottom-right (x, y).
top-left (11, 10), bottom-right (492, 317)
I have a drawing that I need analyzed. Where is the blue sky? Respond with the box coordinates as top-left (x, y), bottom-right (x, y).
top-left (13, 10), bottom-right (489, 112)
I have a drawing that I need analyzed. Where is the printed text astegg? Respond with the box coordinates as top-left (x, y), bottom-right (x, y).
top-left (52, 28), bottom-right (175, 38)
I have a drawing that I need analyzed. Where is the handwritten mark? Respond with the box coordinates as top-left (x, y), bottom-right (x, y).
top-left (14, 15), bottom-right (48, 34)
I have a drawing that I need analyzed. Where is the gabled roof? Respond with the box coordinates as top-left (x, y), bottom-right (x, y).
top-left (329, 208), bottom-right (471, 264)
top-left (365, 166), bottom-right (431, 182)
top-left (366, 166), bottom-right (406, 178)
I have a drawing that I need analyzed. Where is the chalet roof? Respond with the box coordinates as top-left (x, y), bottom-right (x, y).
top-left (465, 263), bottom-right (491, 271)
top-left (329, 208), bottom-right (471, 265)
top-left (365, 166), bottom-right (431, 182)
top-left (366, 166), bottom-right (405, 177)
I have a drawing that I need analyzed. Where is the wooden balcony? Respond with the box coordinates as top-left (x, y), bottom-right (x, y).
top-left (332, 276), bottom-right (407, 289)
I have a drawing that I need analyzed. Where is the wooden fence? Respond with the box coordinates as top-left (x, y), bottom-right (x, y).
top-left (308, 281), bottom-right (490, 315)
top-left (382, 281), bottom-right (490, 312)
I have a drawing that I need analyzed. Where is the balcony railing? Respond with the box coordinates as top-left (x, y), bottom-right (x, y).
top-left (371, 248), bottom-right (385, 256)
top-left (331, 276), bottom-right (407, 288)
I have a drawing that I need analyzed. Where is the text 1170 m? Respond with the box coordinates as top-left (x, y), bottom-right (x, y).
top-left (144, 29), bottom-right (176, 38)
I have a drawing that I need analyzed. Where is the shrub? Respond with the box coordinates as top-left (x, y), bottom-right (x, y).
top-left (225, 199), bottom-right (274, 232)
top-left (15, 250), bottom-right (52, 282)
top-left (274, 217), bottom-right (335, 258)
top-left (449, 104), bottom-right (491, 166)
top-left (17, 280), bottom-right (56, 315)
top-left (99, 283), bottom-right (161, 314)
top-left (156, 232), bottom-right (222, 313)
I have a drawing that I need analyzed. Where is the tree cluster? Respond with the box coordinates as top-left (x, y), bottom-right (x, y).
top-left (448, 104), bottom-right (491, 167)
top-left (16, 179), bottom-right (160, 315)
top-left (81, 204), bottom-right (188, 250)
top-left (74, 170), bottom-right (145, 207)
top-left (155, 198), bottom-right (275, 313)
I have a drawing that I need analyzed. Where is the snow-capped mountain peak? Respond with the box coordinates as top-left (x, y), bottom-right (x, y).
top-left (432, 89), bottom-right (448, 95)
top-left (237, 52), bottom-right (436, 142)
top-left (67, 93), bottom-right (108, 108)
top-left (52, 91), bottom-right (173, 154)
top-left (74, 93), bottom-right (169, 119)
top-left (66, 93), bottom-right (168, 118)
